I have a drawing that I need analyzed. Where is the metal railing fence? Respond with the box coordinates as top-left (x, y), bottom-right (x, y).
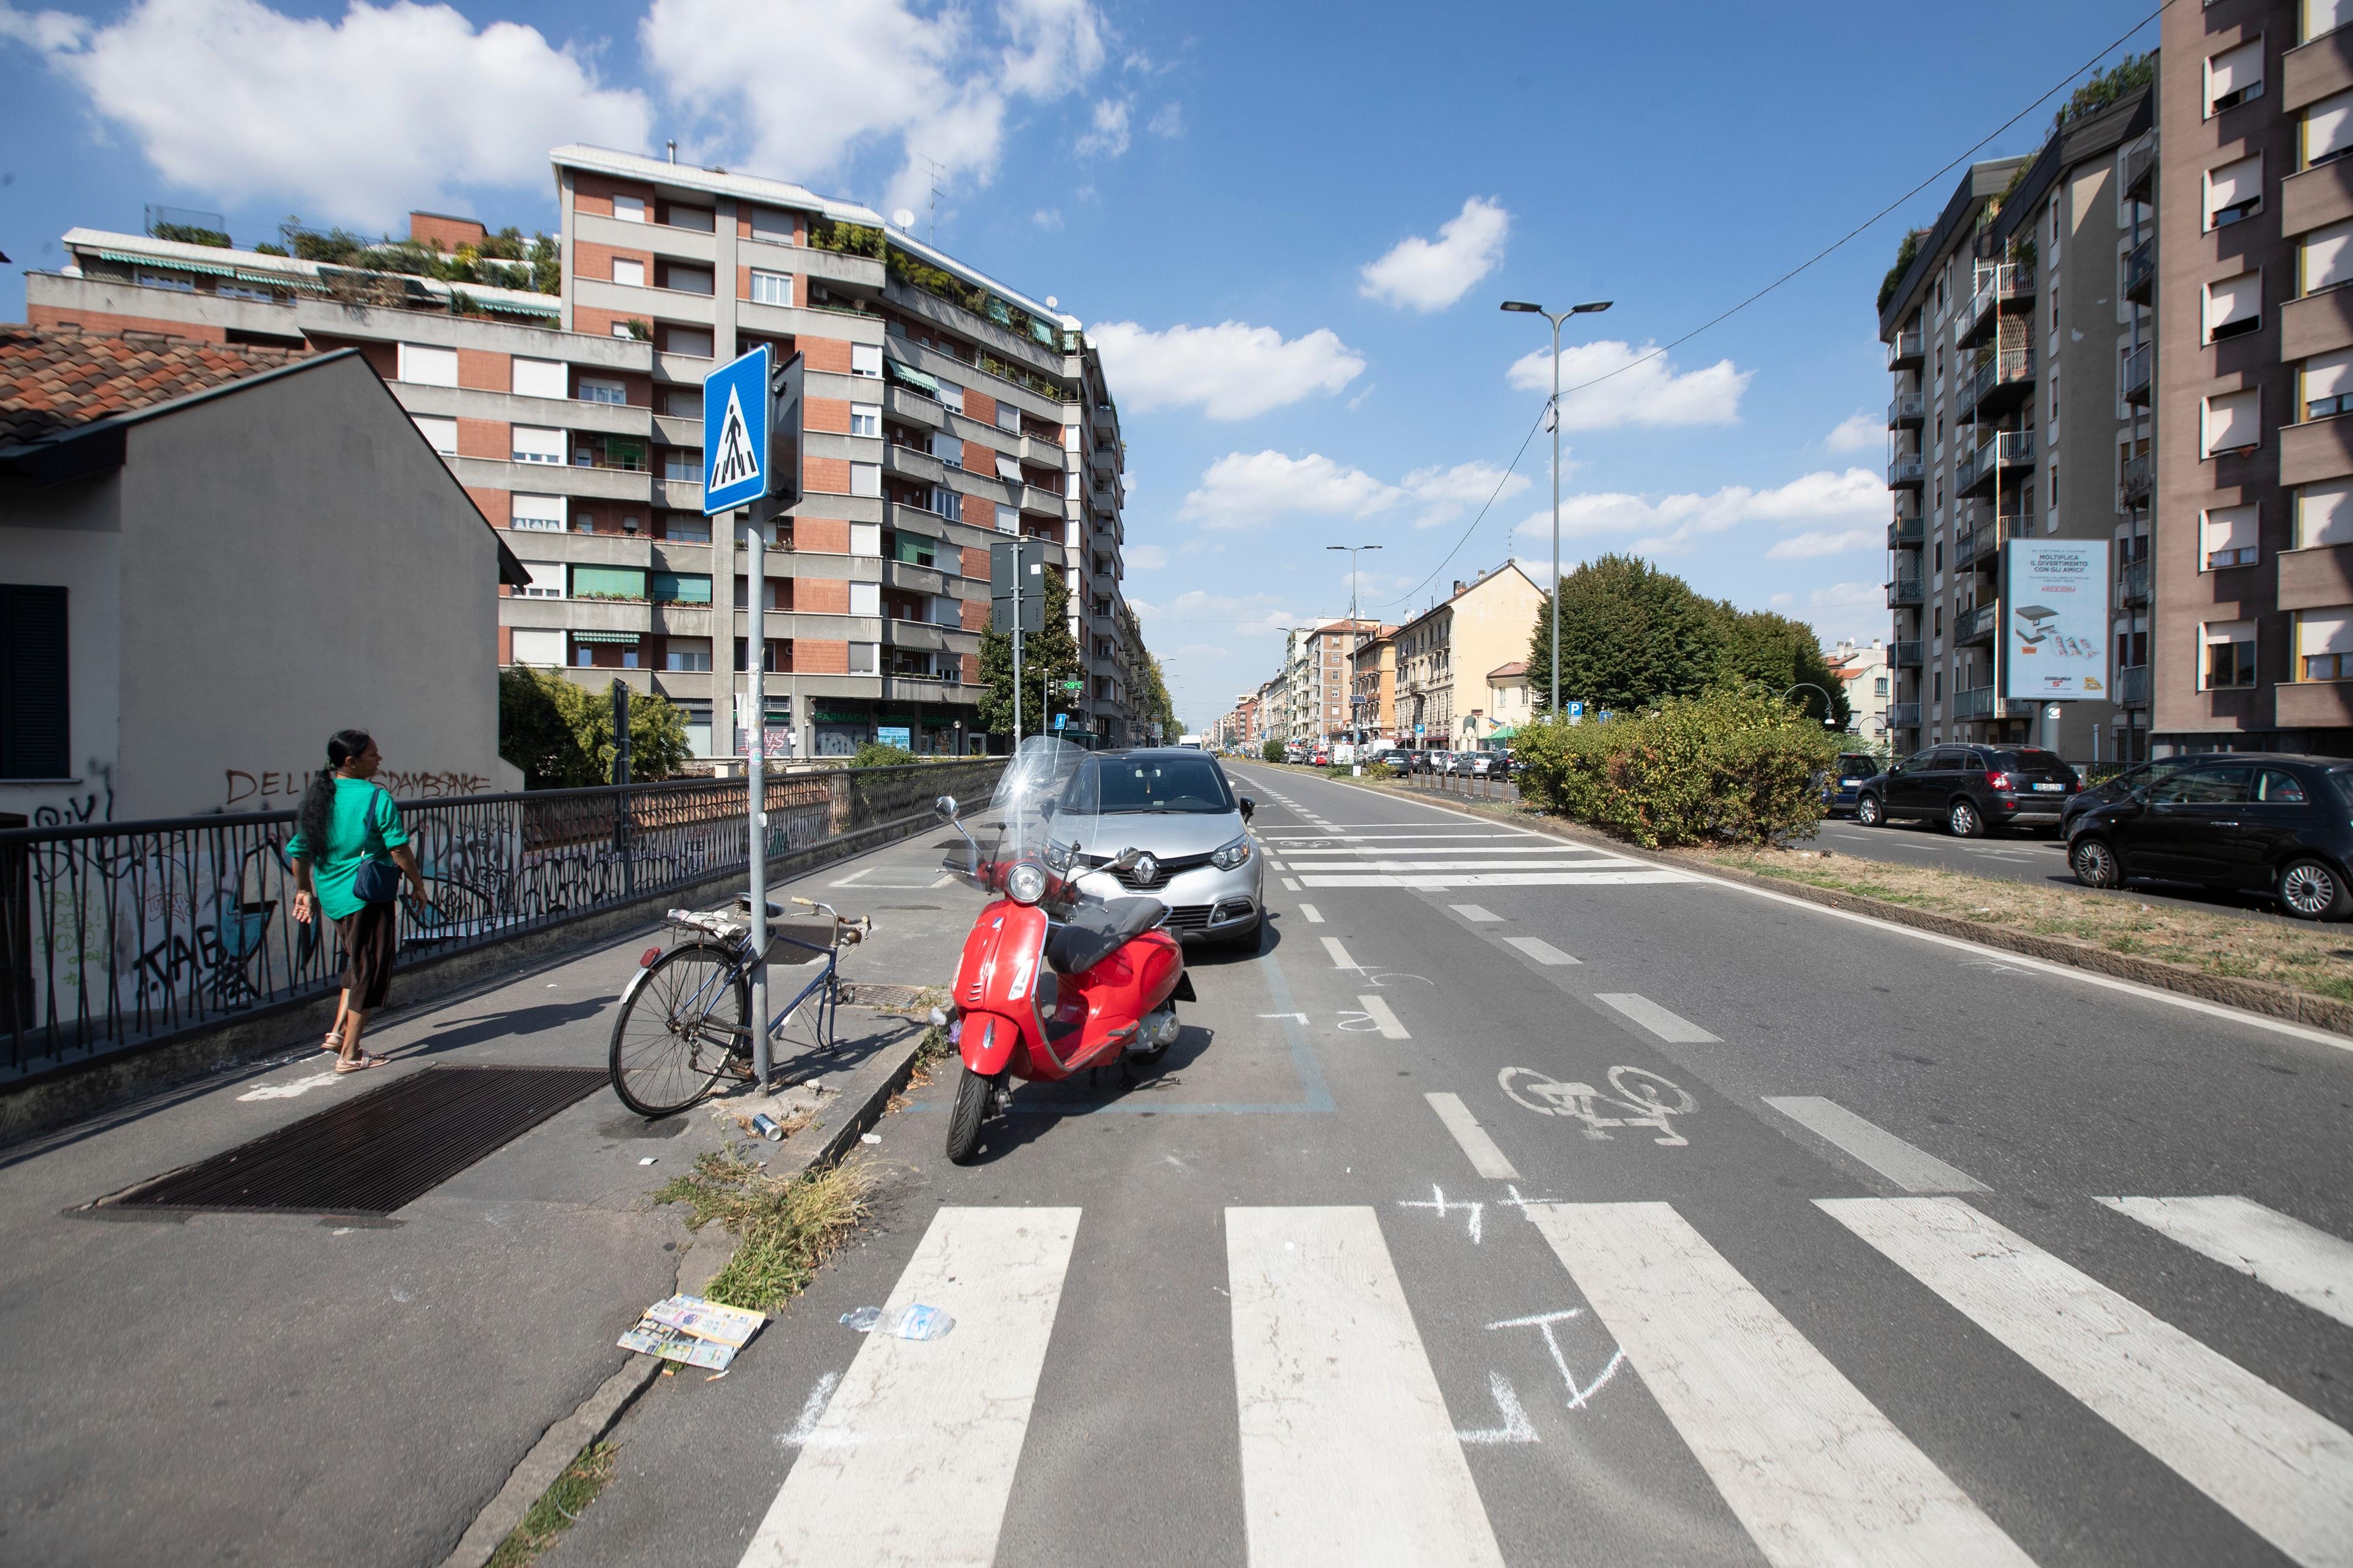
top-left (0, 759), bottom-right (1004, 1082)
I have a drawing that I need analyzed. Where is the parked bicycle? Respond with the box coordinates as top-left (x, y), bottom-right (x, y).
top-left (608, 892), bottom-right (872, 1118)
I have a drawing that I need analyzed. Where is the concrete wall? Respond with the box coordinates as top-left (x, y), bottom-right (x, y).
top-left (0, 477), bottom-right (124, 826)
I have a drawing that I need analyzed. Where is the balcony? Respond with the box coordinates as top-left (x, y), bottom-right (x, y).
top-left (1885, 329), bottom-right (1924, 371)
top-left (1887, 575), bottom-right (1924, 608)
top-left (1888, 391), bottom-right (1925, 428)
top-left (1954, 345), bottom-right (2035, 420)
top-left (885, 384), bottom-right (943, 429)
top-left (1955, 524), bottom-right (1990, 572)
top-left (1887, 452), bottom-right (1926, 489)
top-left (1954, 263), bottom-right (2036, 349)
top-left (2121, 449), bottom-right (2154, 505)
top-left (2123, 139), bottom-right (2156, 204)
top-left (2124, 238), bottom-right (2155, 306)
top-left (2116, 663), bottom-right (2151, 708)
top-left (1888, 702), bottom-right (1921, 728)
top-left (1891, 640), bottom-right (1923, 669)
top-left (1889, 515), bottom-right (1925, 549)
top-left (1953, 685), bottom-right (1997, 720)
top-left (1955, 428), bottom-right (2034, 497)
top-left (2119, 556), bottom-right (2151, 606)
top-left (884, 441), bottom-right (944, 484)
top-left (1955, 603), bottom-right (2000, 645)
top-left (2122, 343), bottom-right (2152, 408)
top-left (885, 558), bottom-right (949, 597)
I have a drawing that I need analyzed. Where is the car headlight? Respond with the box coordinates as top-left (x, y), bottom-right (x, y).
top-left (1005, 861), bottom-right (1048, 905)
top-left (1210, 835), bottom-right (1253, 871)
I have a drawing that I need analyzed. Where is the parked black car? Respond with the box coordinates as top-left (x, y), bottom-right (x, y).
top-left (2059, 755), bottom-right (2195, 835)
top-left (1822, 752), bottom-right (1882, 818)
top-left (1852, 744), bottom-right (2080, 836)
top-left (2066, 754), bottom-right (2353, 919)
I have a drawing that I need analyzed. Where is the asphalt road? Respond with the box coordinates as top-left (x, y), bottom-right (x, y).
top-left (556, 762), bottom-right (2353, 1568)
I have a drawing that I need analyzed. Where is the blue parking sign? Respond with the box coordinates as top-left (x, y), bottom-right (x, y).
top-left (702, 346), bottom-right (770, 513)
top-left (1567, 700), bottom-right (1585, 723)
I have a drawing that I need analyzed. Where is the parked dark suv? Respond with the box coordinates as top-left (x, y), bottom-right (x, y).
top-left (1853, 744), bottom-right (2080, 836)
top-left (2065, 754), bottom-right (2353, 919)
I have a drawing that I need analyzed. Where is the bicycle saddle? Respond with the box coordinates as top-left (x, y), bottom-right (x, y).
top-left (1045, 896), bottom-right (1166, 976)
top-left (734, 894), bottom-right (786, 919)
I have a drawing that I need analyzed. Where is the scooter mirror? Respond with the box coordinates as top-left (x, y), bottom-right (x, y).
top-left (1110, 846), bottom-right (1143, 871)
top-left (934, 795), bottom-right (959, 820)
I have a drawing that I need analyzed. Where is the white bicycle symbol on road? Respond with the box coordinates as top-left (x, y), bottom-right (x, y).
top-left (1499, 1065), bottom-right (1697, 1146)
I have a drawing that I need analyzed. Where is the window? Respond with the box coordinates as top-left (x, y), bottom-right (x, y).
top-left (662, 512), bottom-right (711, 542)
top-left (996, 402), bottom-right (1020, 433)
top-left (848, 403), bottom-right (881, 438)
top-left (572, 565), bottom-right (646, 600)
top-left (851, 522), bottom-right (882, 557)
top-left (396, 343), bottom-right (458, 387)
top-left (996, 503), bottom-right (1019, 532)
top-left (651, 572), bottom-right (712, 604)
top-left (217, 282), bottom-right (277, 303)
top-left (612, 257), bottom-right (646, 288)
top-left (2309, 349), bottom-right (2353, 420)
top-left (850, 462), bottom-right (882, 498)
top-left (2205, 272), bottom-right (2261, 342)
top-left (2203, 505), bottom-right (2260, 568)
top-left (610, 194), bottom-right (646, 223)
top-left (662, 203), bottom-right (715, 232)
top-left (658, 325), bottom-right (714, 358)
top-left (2152, 765), bottom-right (2253, 805)
top-left (518, 562), bottom-right (564, 599)
top-left (928, 431), bottom-right (963, 467)
top-left (2208, 155), bottom-right (2265, 232)
top-left (2299, 610), bottom-right (2353, 679)
top-left (509, 493), bottom-right (566, 532)
top-left (658, 262), bottom-right (714, 296)
top-left (2309, 88), bottom-right (2353, 167)
top-left (411, 415), bottom-right (457, 455)
top-left (2203, 388), bottom-right (2260, 455)
top-left (511, 356), bottom-right (566, 399)
top-left (2303, 218), bottom-right (2353, 294)
top-left (2299, 479), bottom-right (2353, 547)
top-left (612, 323), bottom-right (635, 339)
top-left (510, 628), bottom-right (565, 667)
top-left (849, 582), bottom-right (881, 617)
top-left (2206, 38), bottom-right (2265, 115)
top-left (664, 639), bottom-right (714, 672)
top-left (577, 377), bottom-right (626, 406)
top-left (2202, 619), bottom-right (2258, 688)
top-left (936, 380), bottom-right (966, 415)
top-left (749, 269), bottom-right (792, 306)
top-left (511, 425), bottom-right (565, 464)
top-left (995, 453), bottom-right (1022, 482)
top-left (851, 343), bottom-right (882, 378)
top-left (0, 585), bottom-right (68, 779)
top-left (662, 449), bottom-right (699, 481)
top-left (2258, 769), bottom-right (2311, 803)
top-left (849, 642), bottom-right (879, 676)
top-left (891, 531), bottom-right (937, 568)
top-left (749, 206), bottom-right (794, 243)
top-left (135, 269), bottom-right (195, 292)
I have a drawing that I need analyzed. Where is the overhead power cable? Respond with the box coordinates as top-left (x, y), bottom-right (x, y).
top-left (1382, 0), bottom-right (2171, 612)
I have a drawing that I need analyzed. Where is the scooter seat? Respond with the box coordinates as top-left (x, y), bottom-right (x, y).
top-left (1045, 896), bottom-right (1166, 976)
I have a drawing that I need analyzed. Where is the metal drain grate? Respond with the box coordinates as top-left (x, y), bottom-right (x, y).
top-left (111, 1065), bottom-right (608, 1216)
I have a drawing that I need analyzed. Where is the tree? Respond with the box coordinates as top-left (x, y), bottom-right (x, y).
top-left (1708, 602), bottom-right (1854, 729)
top-left (1528, 554), bottom-right (1725, 715)
top-left (1131, 649), bottom-right (1181, 742)
top-left (498, 668), bottom-right (691, 788)
top-left (975, 563), bottom-right (1081, 742)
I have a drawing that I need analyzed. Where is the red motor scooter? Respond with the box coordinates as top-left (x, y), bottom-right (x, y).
top-left (931, 738), bottom-right (1193, 1163)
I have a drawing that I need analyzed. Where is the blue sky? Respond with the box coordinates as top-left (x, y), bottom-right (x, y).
top-left (0, 0), bottom-right (2161, 729)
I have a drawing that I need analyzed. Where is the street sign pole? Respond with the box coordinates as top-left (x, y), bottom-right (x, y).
top-left (1012, 562), bottom-right (1024, 745)
top-left (743, 505), bottom-right (768, 1087)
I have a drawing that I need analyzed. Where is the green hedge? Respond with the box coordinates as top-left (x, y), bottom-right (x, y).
top-left (1510, 688), bottom-right (1839, 848)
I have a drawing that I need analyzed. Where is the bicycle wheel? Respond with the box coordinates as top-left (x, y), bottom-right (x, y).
top-left (610, 942), bottom-right (749, 1117)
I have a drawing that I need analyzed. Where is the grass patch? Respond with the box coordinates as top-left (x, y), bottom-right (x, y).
top-left (484, 1441), bottom-right (616, 1568)
top-left (1701, 847), bottom-right (2353, 1003)
top-left (653, 1150), bottom-right (875, 1312)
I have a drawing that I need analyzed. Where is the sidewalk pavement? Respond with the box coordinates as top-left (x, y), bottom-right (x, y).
top-left (0, 826), bottom-right (977, 1567)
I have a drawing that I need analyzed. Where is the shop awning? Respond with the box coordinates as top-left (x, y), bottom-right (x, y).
top-left (1488, 726), bottom-right (1518, 740)
top-left (95, 249), bottom-right (239, 279)
top-left (572, 631), bottom-right (641, 645)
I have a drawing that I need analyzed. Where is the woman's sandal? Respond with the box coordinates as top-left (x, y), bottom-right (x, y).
top-left (334, 1050), bottom-right (388, 1075)
top-left (319, 1029), bottom-right (345, 1056)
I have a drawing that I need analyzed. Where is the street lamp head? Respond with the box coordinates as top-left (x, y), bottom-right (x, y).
top-left (1501, 301), bottom-right (1542, 313)
top-left (1572, 300), bottom-right (1613, 314)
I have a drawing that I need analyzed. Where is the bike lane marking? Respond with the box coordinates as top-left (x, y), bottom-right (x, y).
top-left (1762, 1096), bottom-right (1988, 1195)
top-left (2094, 1196), bottom-right (2353, 1331)
top-left (1425, 1092), bottom-right (1521, 1180)
top-left (1594, 992), bottom-right (1721, 1044)
top-left (739, 1206), bottom-right (1082, 1568)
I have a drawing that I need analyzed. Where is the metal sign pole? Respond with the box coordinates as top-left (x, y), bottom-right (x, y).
top-left (744, 506), bottom-right (769, 1087)
top-left (1012, 559), bottom-right (1024, 745)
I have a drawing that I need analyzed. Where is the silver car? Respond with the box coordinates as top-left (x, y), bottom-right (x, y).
top-left (1062, 749), bottom-right (1263, 950)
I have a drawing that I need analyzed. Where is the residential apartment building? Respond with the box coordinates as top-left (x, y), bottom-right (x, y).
top-left (2155, 2), bottom-right (2353, 755)
top-left (1484, 660), bottom-right (1534, 740)
top-left (1392, 563), bottom-right (1544, 748)
top-left (1277, 618), bottom-right (1339, 743)
top-left (1878, 86), bottom-right (2151, 763)
top-left (1351, 630), bottom-right (1398, 742)
top-left (23, 145), bottom-right (1139, 758)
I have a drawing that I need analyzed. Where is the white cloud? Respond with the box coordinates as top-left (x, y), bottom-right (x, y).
top-left (1179, 451), bottom-right (1401, 528)
top-left (1767, 528), bottom-right (1883, 559)
top-left (1359, 196), bottom-right (1511, 312)
top-left (1131, 589), bottom-right (1301, 638)
top-left (1507, 340), bottom-right (1751, 431)
top-left (2, 0), bottom-right (652, 227)
top-left (1075, 95), bottom-right (1130, 158)
top-left (1146, 101), bottom-right (1184, 138)
top-left (1401, 461), bottom-right (1531, 529)
top-left (642, 0), bottom-right (1105, 217)
top-left (1514, 467), bottom-right (1882, 555)
top-left (1824, 412), bottom-right (1882, 452)
top-left (1086, 320), bottom-right (1365, 419)
top-left (1032, 208), bottom-right (1063, 229)
top-left (1126, 543), bottom-right (1169, 569)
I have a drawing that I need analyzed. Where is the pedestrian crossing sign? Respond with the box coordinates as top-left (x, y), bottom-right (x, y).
top-left (702, 346), bottom-right (770, 513)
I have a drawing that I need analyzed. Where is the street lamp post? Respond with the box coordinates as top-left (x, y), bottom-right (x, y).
top-left (1326, 543), bottom-right (1381, 745)
top-left (1779, 682), bottom-right (1843, 728)
top-left (1502, 298), bottom-right (1612, 718)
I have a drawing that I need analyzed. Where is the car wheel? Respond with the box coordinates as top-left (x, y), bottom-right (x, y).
top-left (1948, 798), bottom-right (1984, 838)
top-left (1855, 794), bottom-right (1884, 828)
top-left (2071, 836), bottom-right (2122, 890)
top-left (2277, 858), bottom-right (2352, 921)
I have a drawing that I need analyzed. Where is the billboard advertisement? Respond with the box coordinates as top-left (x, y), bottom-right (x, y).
top-left (2002, 539), bottom-right (2109, 700)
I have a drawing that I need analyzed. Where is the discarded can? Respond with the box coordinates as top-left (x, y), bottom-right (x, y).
top-left (750, 1113), bottom-right (785, 1142)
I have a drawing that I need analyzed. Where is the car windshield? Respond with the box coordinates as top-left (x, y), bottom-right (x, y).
top-left (1065, 755), bottom-right (1235, 815)
top-left (1837, 755), bottom-right (1877, 776)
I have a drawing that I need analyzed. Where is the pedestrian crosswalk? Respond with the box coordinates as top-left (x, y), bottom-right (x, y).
top-left (741, 1192), bottom-right (2353, 1567)
top-left (1257, 829), bottom-right (1694, 890)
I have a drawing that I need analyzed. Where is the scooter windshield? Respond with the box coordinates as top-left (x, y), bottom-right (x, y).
top-left (940, 735), bottom-right (1089, 892)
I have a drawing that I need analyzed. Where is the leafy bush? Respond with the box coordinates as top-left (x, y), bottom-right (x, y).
top-left (498, 667), bottom-right (692, 788)
top-left (851, 740), bottom-right (918, 768)
top-left (1261, 739), bottom-right (1284, 762)
top-left (1511, 688), bottom-right (1840, 849)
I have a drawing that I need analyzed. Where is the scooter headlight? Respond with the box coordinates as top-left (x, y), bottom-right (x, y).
top-left (1044, 838), bottom-right (1075, 872)
top-left (1005, 861), bottom-right (1049, 905)
top-left (1209, 835), bottom-right (1253, 871)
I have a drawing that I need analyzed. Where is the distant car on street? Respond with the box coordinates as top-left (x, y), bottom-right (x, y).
top-left (1852, 745), bottom-right (2080, 837)
top-left (1824, 752), bottom-right (1882, 817)
top-left (1415, 748), bottom-right (1452, 774)
top-left (2065, 754), bottom-right (2353, 919)
top-left (1464, 752), bottom-right (1506, 778)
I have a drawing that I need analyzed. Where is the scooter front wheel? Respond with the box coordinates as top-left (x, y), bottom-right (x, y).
top-left (945, 1064), bottom-right (994, 1164)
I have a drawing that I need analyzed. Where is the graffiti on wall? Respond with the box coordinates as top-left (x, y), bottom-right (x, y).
top-left (224, 768), bottom-right (495, 809)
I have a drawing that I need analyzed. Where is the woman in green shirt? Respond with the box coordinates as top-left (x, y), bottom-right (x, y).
top-left (288, 730), bottom-right (426, 1072)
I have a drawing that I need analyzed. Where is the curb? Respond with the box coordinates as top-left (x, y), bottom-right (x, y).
top-left (1301, 769), bottom-right (2353, 1042)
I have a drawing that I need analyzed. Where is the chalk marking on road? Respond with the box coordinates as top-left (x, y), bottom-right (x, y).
top-left (1399, 1183), bottom-right (1483, 1243)
top-left (236, 1071), bottom-right (341, 1102)
top-left (1356, 995), bottom-right (1409, 1039)
top-left (1425, 1092), bottom-right (1520, 1180)
top-left (1532, 1201), bottom-right (2034, 1567)
top-left (1226, 1207), bottom-right (1506, 1567)
top-left (1594, 992), bottom-right (1720, 1043)
top-left (1298, 903), bottom-right (1324, 923)
top-left (1452, 904), bottom-right (1503, 922)
top-left (2097, 1195), bottom-right (2353, 1332)
top-left (738, 1206), bottom-right (1081, 1568)
top-left (1304, 779), bottom-right (2353, 1053)
top-left (1502, 937), bottom-right (1580, 966)
top-left (1484, 1307), bottom-right (1627, 1412)
top-left (1321, 937), bottom-right (1359, 970)
top-left (1495, 1185), bottom-right (1562, 1220)
top-left (779, 1371), bottom-right (841, 1449)
top-left (1455, 1373), bottom-right (1540, 1445)
top-left (1824, 1197), bottom-right (2353, 1568)
top-left (1281, 878), bottom-right (1300, 891)
top-left (1761, 1096), bottom-right (1988, 1194)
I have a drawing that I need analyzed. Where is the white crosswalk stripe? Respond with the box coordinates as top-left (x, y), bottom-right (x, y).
top-left (1259, 828), bottom-right (1695, 890)
top-left (2097, 1195), bottom-right (2353, 1330)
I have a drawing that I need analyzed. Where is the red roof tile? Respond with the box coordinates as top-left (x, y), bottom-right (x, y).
top-left (0, 324), bottom-right (314, 447)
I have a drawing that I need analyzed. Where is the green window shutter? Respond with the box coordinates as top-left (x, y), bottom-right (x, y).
top-left (572, 566), bottom-right (647, 599)
top-left (652, 572), bottom-right (712, 603)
